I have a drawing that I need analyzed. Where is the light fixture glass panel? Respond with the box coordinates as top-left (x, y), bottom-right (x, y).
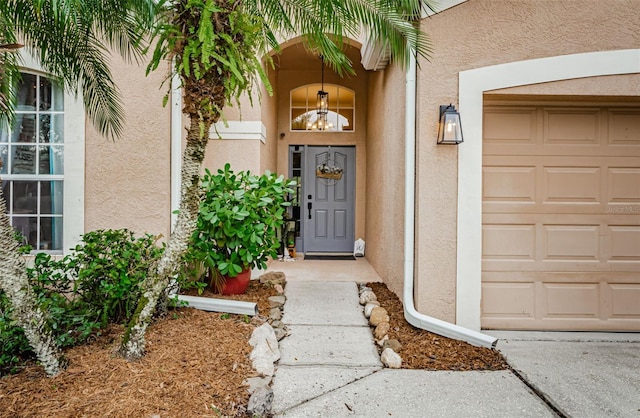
top-left (316, 90), bottom-right (328, 114)
top-left (439, 113), bottom-right (463, 143)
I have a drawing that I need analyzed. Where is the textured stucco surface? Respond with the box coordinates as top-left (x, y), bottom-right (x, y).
top-left (365, 64), bottom-right (406, 300)
top-left (489, 74), bottom-right (640, 98)
top-left (84, 55), bottom-right (171, 237)
top-left (204, 83), bottom-right (271, 175)
top-left (274, 43), bottom-right (369, 243)
top-left (415, 0), bottom-right (640, 322)
top-left (260, 64), bottom-right (279, 173)
top-left (203, 139), bottom-right (261, 175)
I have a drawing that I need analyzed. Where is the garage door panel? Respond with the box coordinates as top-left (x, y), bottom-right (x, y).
top-left (484, 107), bottom-right (536, 144)
top-left (543, 224), bottom-right (600, 261)
top-left (543, 167), bottom-right (601, 204)
top-left (482, 103), bottom-right (640, 331)
top-left (482, 282), bottom-right (535, 318)
top-left (544, 108), bottom-right (600, 145)
top-left (607, 168), bottom-right (640, 203)
top-left (483, 166), bottom-right (536, 202)
top-left (609, 109), bottom-right (640, 145)
top-left (543, 283), bottom-right (600, 318)
top-left (609, 226), bottom-right (640, 261)
top-left (483, 224), bottom-right (535, 260)
top-left (609, 284), bottom-right (640, 317)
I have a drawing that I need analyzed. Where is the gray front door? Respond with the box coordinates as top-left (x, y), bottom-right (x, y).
top-left (303, 146), bottom-right (355, 253)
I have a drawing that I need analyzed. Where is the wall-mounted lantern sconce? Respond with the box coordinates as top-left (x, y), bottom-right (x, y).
top-left (437, 104), bottom-right (463, 145)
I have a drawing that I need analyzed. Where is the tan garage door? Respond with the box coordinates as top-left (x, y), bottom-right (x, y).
top-left (481, 102), bottom-right (640, 330)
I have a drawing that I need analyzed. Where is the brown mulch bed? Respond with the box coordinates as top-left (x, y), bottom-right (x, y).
top-left (0, 281), bottom-right (276, 418)
top-left (1, 280), bottom-right (507, 417)
top-left (368, 282), bottom-right (508, 371)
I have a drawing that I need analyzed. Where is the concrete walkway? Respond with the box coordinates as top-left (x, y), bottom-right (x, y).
top-left (271, 281), bottom-right (555, 417)
top-left (489, 331), bottom-right (640, 418)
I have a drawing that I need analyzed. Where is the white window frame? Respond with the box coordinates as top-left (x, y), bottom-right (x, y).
top-left (3, 52), bottom-right (85, 255)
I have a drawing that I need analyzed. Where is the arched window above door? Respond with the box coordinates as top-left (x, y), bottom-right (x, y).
top-left (290, 84), bottom-right (354, 132)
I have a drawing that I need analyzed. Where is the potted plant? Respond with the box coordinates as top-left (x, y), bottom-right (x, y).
top-left (184, 164), bottom-right (294, 294)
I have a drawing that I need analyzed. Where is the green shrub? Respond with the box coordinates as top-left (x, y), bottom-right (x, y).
top-left (0, 229), bottom-right (164, 376)
top-left (0, 292), bottom-right (32, 375)
top-left (181, 164), bottom-right (294, 292)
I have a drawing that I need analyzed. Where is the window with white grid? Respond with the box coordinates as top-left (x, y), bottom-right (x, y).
top-left (1, 72), bottom-right (64, 252)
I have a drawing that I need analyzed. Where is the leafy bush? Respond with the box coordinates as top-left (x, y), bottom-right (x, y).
top-left (0, 229), bottom-right (164, 375)
top-left (182, 164), bottom-right (293, 292)
top-left (0, 292), bottom-right (32, 375)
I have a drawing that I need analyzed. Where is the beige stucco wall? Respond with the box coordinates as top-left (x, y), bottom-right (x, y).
top-left (365, 63), bottom-right (407, 299)
top-left (275, 43), bottom-right (369, 242)
top-left (202, 66), bottom-right (278, 175)
top-left (203, 85), bottom-right (263, 174)
top-left (260, 64), bottom-right (279, 173)
top-left (85, 55), bottom-right (171, 237)
top-left (415, 0), bottom-right (640, 321)
top-left (202, 139), bottom-right (262, 174)
top-left (488, 74), bottom-right (640, 98)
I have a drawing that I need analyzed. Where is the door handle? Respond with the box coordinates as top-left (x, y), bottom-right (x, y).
top-left (307, 201), bottom-right (312, 219)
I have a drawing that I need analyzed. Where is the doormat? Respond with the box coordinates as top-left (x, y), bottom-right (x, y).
top-left (304, 255), bottom-right (356, 261)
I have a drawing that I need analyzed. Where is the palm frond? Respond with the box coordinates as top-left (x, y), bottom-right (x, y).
top-left (248, 0), bottom-right (435, 74)
top-left (1, 0), bottom-right (155, 140)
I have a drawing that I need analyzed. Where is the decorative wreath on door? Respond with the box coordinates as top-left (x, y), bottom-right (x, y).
top-left (316, 159), bottom-right (343, 185)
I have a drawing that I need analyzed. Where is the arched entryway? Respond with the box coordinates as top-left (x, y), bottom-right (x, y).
top-left (272, 41), bottom-right (369, 255)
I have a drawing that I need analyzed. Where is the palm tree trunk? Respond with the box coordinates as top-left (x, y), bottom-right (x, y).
top-left (119, 117), bottom-right (211, 360)
top-left (0, 185), bottom-right (64, 376)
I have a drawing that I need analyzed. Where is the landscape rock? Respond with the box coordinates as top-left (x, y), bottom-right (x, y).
top-left (374, 321), bottom-right (390, 340)
top-left (268, 295), bottom-right (286, 308)
top-left (274, 327), bottom-right (287, 341)
top-left (274, 284), bottom-right (284, 294)
top-left (269, 307), bottom-right (282, 321)
top-left (383, 339), bottom-right (403, 353)
top-left (376, 335), bottom-right (389, 347)
top-left (270, 320), bottom-right (284, 329)
top-left (247, 385), bottom-right (274, 417)
top-left (259, 271), bottom-right (286, 286)
top-left (364, 302), bottom-right (380, 318)
top-left (369, 307), bottom-right (389, 327)
top-left (245, 376), bottom-right (272, 394)
top-left (359, 290), bottom-right (377, 305)
top-left (381, 348), bottom-right (402, 369)
top-left (249, 323), bottom-right (280, 377)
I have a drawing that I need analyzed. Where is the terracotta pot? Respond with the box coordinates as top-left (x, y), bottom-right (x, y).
top-left (220, 268), bottom-right (251, 295)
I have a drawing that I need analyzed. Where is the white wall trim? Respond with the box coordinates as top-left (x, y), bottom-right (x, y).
top-left (456, 49), bottom-right (640, 330)
top-left (63, 91), bottom-right (85, 252)
top-left (211, 121), bottom-right (266, 143)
